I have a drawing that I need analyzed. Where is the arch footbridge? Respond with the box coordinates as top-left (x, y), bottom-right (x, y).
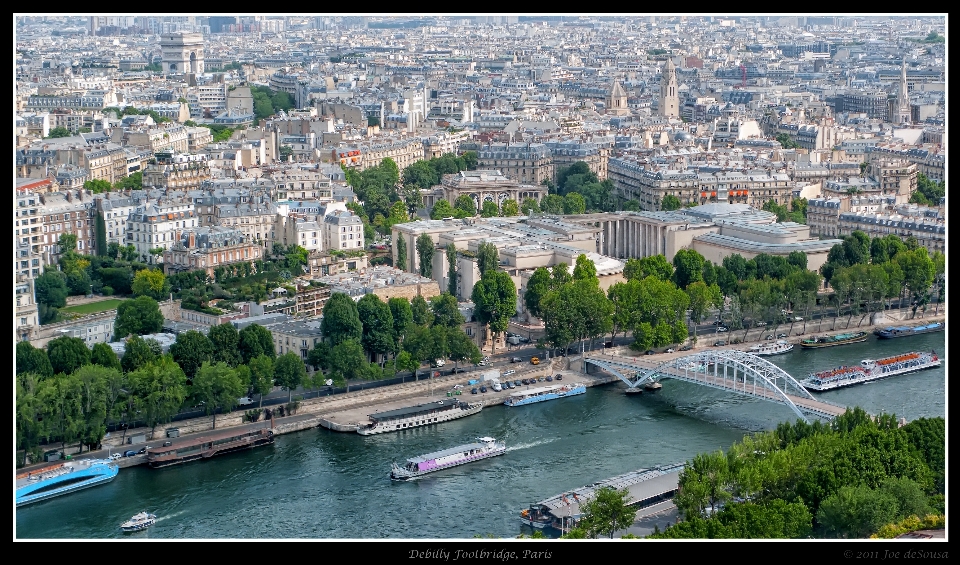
top-left (584, 350), bottom-right (850, 422)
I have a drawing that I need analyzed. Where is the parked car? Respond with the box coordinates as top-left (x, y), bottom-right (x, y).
top-left (137, 447), bottom-right (149, 455)
top-left (717, 327), bottom-right (728, 332)
top-left (503, 370), bottom-right (516, 376)
top-left (471, 388), bottom-right (479, 394)
top-left (109, 453), bottom-right (122, 461)
top-left (665, 348), bottom-right (675, 353)
top-left (511, 357), bottom-right (522, 363)
top-left (479, 386), bottom-right (487, 393)
top-left (645, 350), bottom-right (656, 355)
top-left (714, 341), bottom-right (727, 347)
top-left (452, 384), bottom-right (463, 390)
top-left (555, 374), bottom-right (563, 381)
top-left (713, 320), bottom-right (725, 326)
top-left (546, 375), bottom-right (553, 382)
top-left (777, 333), bottom-right (788, 339)
top-left (604, 341), bottom-right (614, 348)
top-left (507, 382), bottom-right (516, 389)
top-left (521, 379), bottom-right (529, 385)
top-left (756, 321), bottom-right (767, 326)
top-left (530, 357), bottom-right (540, 365)
top-left (793, 316), bottom-right (803, 322)
top-left (765, 334), bottom-right (774, 340)
top-left (513, 380), bottom-right (522, 387)
top-left (123, 450), bottom-right (137, 457)
top-left (680, 345), bottom-right (693, 351)
top-left (162, 441), bottom-right (173, 447)
top-left (452, 368), bottom-right (466, 373)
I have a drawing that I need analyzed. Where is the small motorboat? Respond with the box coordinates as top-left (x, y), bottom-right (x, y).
top-left (120, 511), bottom-right (157, 532)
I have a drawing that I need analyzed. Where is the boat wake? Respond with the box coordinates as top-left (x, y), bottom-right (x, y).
top-left (505, 438), bottom-right (557, 452)
top-left (154, 510), bottom-right (185, 523)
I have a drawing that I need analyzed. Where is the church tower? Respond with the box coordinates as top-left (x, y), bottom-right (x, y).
top-left (659, 59), bottom-right (680, 118)
top-left (896, 58), bottom-right (911, 124)
top-left (606, 81), bottom-right (629, 116)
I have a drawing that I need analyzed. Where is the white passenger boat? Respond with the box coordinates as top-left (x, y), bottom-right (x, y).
top-left (358, 398), bottom-right (483, 435)
top-left (390, 437), bottom-right (506, 480)
top-left (802, 350), bottom-right (940, 391)
top-left (747, 340), bottom-right (794, 356)
top-left (503, 383), bottom-right (586, 407)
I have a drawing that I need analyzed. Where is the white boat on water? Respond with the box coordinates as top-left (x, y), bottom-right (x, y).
top-left (747, 340), bottom-right (794, 356)
top-left (390, 437), bottom-right (506, 480)
top-left (120, 511), bottom-right (157, 532)
top-left (801, 350), bottom-right (940, 392)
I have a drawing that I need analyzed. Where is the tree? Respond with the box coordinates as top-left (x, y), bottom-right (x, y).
top-left (430, 199), bottom-right (456, 220)
top-left (445, 243), bottom-right (458, 297)
top-left (248, 355), bottom-right (275, 407)
top-left (325, 339), bottom-right (366, 386)
top-left (473, 242), bottom-right (499, 278)
top-left (672, 249), bottom-right (706, 289)
top-left (357, 294), bottom-right (395, 365)
top-left (470, 270), bottom-right (517, 356)
top-left (239, 324), bottom-right (276, 364)
top-left (563, 192), bottom-right (586, 214)
top-left (817, 484), bottom-right (900, 539)
top-left (572, 254), bottom-right (598, 283)
top-left (395, 234), bottom-right (408, 272)
top-left (94, 213), bottom-right (108, 257)
top-left (169, 330), bottom-right (214, 379)
top-left (411, 294), bottom-right (434, 327)
top-left (500, 199), bottom-right (520, 217)
top-left (127, 355), bottom-right (187, 438)
top-left (35, 270), bottom-right (68, 309)
top-left (207, 323), bottom-right (242, 366)
top-left (121, 335), bottom-right (157, 373)
top-left (58, 232), bottom-right (78, 254)
top-left (686, 281), bottom-right (723, 342)
top-left (191, 362), bottom-right (245, 429)
top-left (114, 296), bottom-right (163, 339)
top-left (402, 160), bottom-right (439, 192)
top-left (520, 198), bottom-right (541, 216)
top-left (578, 487), bottom-right (635, 538)
top-left (388, 297), bottom-right (414, 352)
top-left (321, 293), bottom-right (363, 346)
top-left (661, 194), bottom-right (683, 211)
top-left (47, 126), bottom-right (72, 138)
top-left (541, 194), bottom-right (565, 214)
top-left (447, 328), bottom-right (481, 369)
top-left (37, 373), bottom-right (83, 456)
top-left (17, 341), bottom-right (54, 378)
top-left (430, 292), bottom-right (465, 328)
top-left (454, 195), bottom-right (477, 217)
top-left (132, 268), bottom-right (168, 300)
top-left (90, 342), bottom-right (122, 371)
top-left (272, 352), bottom-right (307, 402)
top-left (416, 233), bottom-right (435, 277)
top-left (480, 200), bottom-right (499, 218)
top-left (524, 267), bottom-right (553, 320)
top-left (46, 336), bottom-right (91, 375)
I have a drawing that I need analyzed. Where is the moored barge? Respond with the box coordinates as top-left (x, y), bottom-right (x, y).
top-left (358, 397), bottom-right (483, 435)
top-left (146, 425), bottom-right (274, 468)
top-left (799, 331), bottom-right (868, 349)
top-left (874, 322), bottom-right (944, 339)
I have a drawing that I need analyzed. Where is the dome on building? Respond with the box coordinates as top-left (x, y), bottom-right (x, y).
top-left (674, 131), bottom-right (694, 142)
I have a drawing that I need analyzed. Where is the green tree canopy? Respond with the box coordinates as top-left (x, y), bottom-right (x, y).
top-left (430, 199), bottom-right (456, 220)
top-left (273, 352), bottom-right (307, 402)
top-left (239, 324), bottom-right (276, 364)
top-left (191, 361), bottom-right (245, 428)
top-left (500, 199), bottom-right (520, 217)
top-left (430, 292), bottom-right (465, 328)
top-left (17, 341), bottom-right (54, 378)
top-left (46, 336), bottom-right (92, 375)
top-left (169, 330), bottom-right (214, 379)
top-left (454, 195), bottom-right (477, 217)
top-left (416, 233), bottom-right (435, 277)
top-left (321, 293), bottom-right (363, 346)
top-left (480, 200), bottom-right (499, 218)
top-left (476, 241), bottom-right (500, 277)
top-left (121, 335), bottom-right (157, 373)
top-left (208, 323), bottom-right (242, 366)
top-left (661, 194), bottom-right (683, 211)
top-left (357, 294), bottom-right (395, 363)
top-left (470, 270), bottom-right (517, 355)
top-left (577, 486), bottom-right (635, 538)
top-left (90, 342), bottom-right (122, 371)
top-left (114, 296), bottom-right (163, 339)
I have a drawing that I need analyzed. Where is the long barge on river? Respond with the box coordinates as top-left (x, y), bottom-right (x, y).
top-left (799, 331), bottom-right (869, 349)
top-left (801, 350), bottom-right (940, 392)
top-left (874, 322), bottom-right (944, 339)
top-left (358, 397), bottom-right (483, 435)
top-left (519, 463), bottom-right (685, 532)
top-left (146, 424), bottom-right (274, 468)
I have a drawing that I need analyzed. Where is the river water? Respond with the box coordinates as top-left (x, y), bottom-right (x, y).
top-left (16, 332), bottom-right (945, 539)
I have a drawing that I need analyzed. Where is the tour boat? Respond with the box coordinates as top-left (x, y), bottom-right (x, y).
top-left (120, 511), bottom-right (157, 532)
top-left (390, 437), bottom-right (506, 480)
top-left (799, 331), bottom-right (868, 349)
top-left (747, 340), bottom-right (794, 356)
top-left (874, 322), bottom-right (944, 339)
top-left (801, 350), bottom-right (940, 391)
top-left (503, 383), bottom-right (586, 407)
top-left (16, 459), bottom-right (119, 507)
top-left (358, 398), bottom-right (483, 435)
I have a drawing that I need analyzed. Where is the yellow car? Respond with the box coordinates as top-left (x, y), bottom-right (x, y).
top-left (531, 357), bottom-right (540, 365)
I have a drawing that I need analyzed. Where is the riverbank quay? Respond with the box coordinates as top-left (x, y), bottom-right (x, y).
top-left (17, 358), bottom-right (614, 471)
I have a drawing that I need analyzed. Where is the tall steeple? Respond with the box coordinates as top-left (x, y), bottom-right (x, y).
top-left (606, 80), bottom-right (629, 116)
top-left (660, 58), bottom-right (679, 118)
top-left (896, 58), bottom-right (911, 124)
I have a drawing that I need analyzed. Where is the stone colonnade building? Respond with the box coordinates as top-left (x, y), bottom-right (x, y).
top-left (423, 169), bottom-right (547, 214)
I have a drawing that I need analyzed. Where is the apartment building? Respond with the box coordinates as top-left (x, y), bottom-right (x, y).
top-left (16, 278), bottom-right (40, 342)
top-left (126, 200), bottom-right (198, 264)
top-left (322, 210), bottom-right (365, 252)
top-left (141, 152), bottom-right (211, 191)
top-left (476, 142), bottom-right (554, 185)
top-left (37, 190), bottom-right (95, 265)
top-left (162, 226), bottom-right (263, 277)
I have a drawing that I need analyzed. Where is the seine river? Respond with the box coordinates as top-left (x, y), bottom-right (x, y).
top-left (16, 332), bottom-right (945, 539)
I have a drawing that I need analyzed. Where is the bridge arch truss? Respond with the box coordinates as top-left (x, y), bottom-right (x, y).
top-left (585, 350), bottom-right (844, 422)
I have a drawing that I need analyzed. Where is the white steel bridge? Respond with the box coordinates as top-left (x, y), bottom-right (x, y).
top-left (583, 350), bottom-right (850, 422)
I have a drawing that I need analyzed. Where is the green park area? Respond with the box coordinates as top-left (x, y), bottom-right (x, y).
top-left (59, 298), bottom-right (127, 315)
